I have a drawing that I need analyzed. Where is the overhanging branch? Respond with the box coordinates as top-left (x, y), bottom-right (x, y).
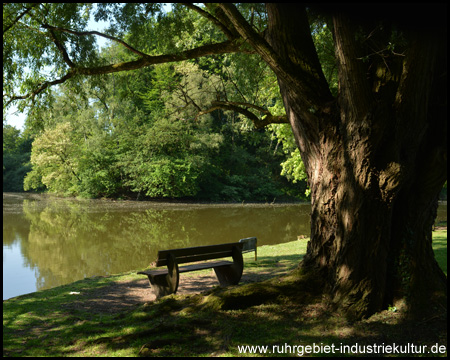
top-left (4, 71), bottom-right (75, 108)
top-left (45, 27), bottom-right (75, 68)
top-left (195, 100), bottom-right (288, 129)
top-left (3, 3), bottom-right (40, 35)
top-left (5, 38), bottom-right (253, 105)
top-left (180, 3), bottom-right (236, 40)
top-left (218, 3), bottom-right (300, 89)
top-left (41, 24), bottom-right (148, 58)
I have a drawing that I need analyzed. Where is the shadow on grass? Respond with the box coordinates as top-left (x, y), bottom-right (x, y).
top-left (81, 271), bottom-right (448, 357)
top-left (3, 250), bottom-right (447, 357)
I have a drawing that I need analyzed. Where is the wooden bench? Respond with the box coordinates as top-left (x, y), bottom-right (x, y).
top-left (239, 237), bottom-right (257, 261)
top-left (137, 242), bottom-right (244, 299)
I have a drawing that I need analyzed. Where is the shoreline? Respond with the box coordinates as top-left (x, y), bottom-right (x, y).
top-left (3, 232), bottom-right (447, 357)
top-left (4, 191), bottom-right (447, 206)
top-left (4, 227), bottom-right (446, 303)
top-left (3, 191), bottom-right (310, 209)
top-left (3, 191), bottom-right (309, 205)
top-left (3, 239), bottom-right (308, 303)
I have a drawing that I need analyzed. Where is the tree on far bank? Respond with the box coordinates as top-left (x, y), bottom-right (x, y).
top-left (3, 124), bottom-right (33, 192)
top-left (3, 3), bottom-right (447, 320)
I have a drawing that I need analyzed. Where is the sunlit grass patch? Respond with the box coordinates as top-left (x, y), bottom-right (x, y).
top-left (433, 229), bottom-right (447, 275)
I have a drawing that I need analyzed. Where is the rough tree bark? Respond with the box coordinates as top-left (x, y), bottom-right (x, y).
top-left (270, 5), bottom-right (447, 319)
top-left (220, 4), bottom-right (447, 319)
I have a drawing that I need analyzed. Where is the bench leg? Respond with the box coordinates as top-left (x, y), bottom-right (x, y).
top-left (214, 266), bottom-right (240, 286)
top-left (213, 246), bottom-right (243, 286)
top-left (145, 274), bottom-right (177, 298)
top-left (146, 254), bottom-right (179, 299)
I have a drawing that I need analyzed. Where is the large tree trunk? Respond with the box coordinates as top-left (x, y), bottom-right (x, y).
top-left (264, 4), bottom-right (447, 319)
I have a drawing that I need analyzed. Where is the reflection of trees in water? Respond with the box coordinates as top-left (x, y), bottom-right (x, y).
top-left (17, 199), bottom-right (312, 291)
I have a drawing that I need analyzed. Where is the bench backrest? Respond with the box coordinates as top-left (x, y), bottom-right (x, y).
top-left (239, 237), bottom-right (257, 260)
top-left (155, 242), bottom-right (244, 267)
top-left (239, 237), bottom-right (257, 252)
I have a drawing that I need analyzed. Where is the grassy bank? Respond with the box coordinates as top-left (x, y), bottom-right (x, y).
top-left (3, 230), bottom-right (447, 357)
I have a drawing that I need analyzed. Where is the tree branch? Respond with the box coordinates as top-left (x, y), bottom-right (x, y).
top-left (217, 3), bottom-right (299, 89)
top-left (195, 100), bottom-right (288, 129)
top-left (79, 39), bottom-right (252, 74)
top-left (45, 27), bottom-right (75, 68)
top-left (180, 3), bottom-right (235, 40)
top-left (5, 38), bottom-right (253, 105)
top-left (215, 100), bottom-right (271, 115)
top-left (3, 3), bottom-right (40, 35)
top-left (5, 71), bottom-right (75, 107)
top-left (41, 24), bottom-right (147, 57)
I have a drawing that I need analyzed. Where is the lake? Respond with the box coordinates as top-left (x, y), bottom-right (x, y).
top-left (3, 193), bottom-right (312, 300)
top-left (3, 193), bottom-right (447, 300)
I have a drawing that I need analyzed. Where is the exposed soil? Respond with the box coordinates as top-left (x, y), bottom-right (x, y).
top-left (61, 269), bottom-right (284, 315)
top-left (435, 226), bottom-right (448, 231)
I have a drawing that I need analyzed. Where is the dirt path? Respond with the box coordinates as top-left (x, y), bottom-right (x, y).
top-left (61, 270), bottom-right (282, 315)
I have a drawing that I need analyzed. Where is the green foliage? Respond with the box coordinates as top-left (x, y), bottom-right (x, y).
top-left (269, 124), bottom-right (310, 198)
top-left (135, 157), bottom-right (200, 198)
top-left (3, 124), bottom-right (33, 192)
top-left (3, 124), bottom-right (21, 152)
top-left (77, 133), bottom-right (122, 198)
top-left (117, 116), bottom-right (208, 198)
top-left (387, 305), bottom-right (398, 312)
top-left (5, 4), bottom-right (313, 201)
top-left (4, 4), bottom-right (98, 115)
top-left (24, 122), bottom-right (81, 195)
top-left (311, 23), bottom-right (338, 96)
top-left (280, 149), bottom-right (310, 197)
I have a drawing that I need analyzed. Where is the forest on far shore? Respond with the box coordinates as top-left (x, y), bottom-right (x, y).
top-left (3, 6), bottom-right (314, 202)
top-left (3, 56), bottom-right (311, 201)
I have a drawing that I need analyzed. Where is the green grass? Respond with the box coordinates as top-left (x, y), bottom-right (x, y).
top-left (432, 229), bottom-right (447, 276)
top-left (3, 230), bottom-right (447, 357)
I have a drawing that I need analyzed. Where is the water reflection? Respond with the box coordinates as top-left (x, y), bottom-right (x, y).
top-left (3, 193), bottom-right (312, 299)
top-left (3, 193), bottom-right (447, 300)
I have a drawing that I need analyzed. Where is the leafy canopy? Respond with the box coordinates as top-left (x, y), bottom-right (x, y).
top-left (4, 3), bottom-right (344, 199)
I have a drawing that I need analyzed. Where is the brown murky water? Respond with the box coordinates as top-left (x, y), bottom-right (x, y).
top-left (3, 193), bottom-right (446, 300)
